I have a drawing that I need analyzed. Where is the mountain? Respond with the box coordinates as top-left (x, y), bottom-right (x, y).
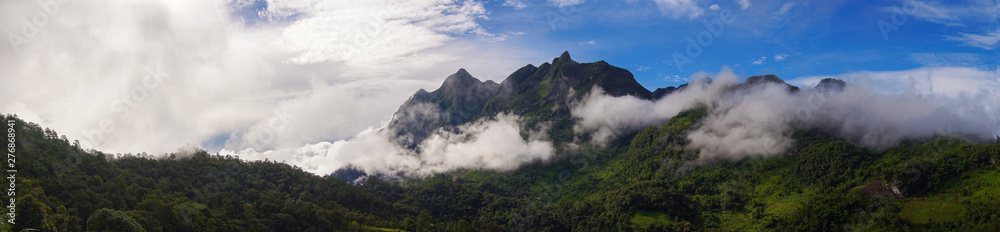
top-left (481, 51), bottom-right (652, 117)
top-left (651, 86), bottom-right (678, 99)
top-left (386, 68), bottom-right (499, 148)
top-left (7, 108), bottom-right (998, 231)
top-left (386, 51), bottom-right (652, 147)
top-left (4, 52), bottom-right (999, 231)
top-left (815, 77), bottom-right (847, 91)
top-left (742, 74), bottom-right (800, 92)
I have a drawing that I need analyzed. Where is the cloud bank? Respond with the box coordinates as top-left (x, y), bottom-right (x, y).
top-left (0, 0), bottom-right (528, 156)
top-left (223, 113), bottom-right (555, 177)
top-left (573, 67), bottom-right (1000, 161)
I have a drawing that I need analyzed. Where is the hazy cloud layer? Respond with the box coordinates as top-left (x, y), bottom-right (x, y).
top-left (946, 29), bottom-right (1000, 50)
top-left (223, 114), bottom-right (554, 177)
top-left (0, 0), bottom-right (528, 156)
top-left (572, 76), bottom-right (727, 144)
top-left (573, 67), bottom-right (1000, 161)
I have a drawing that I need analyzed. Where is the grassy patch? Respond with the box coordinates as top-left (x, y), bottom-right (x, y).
top-left (899, 200), bottom-right (965, 224)
top-left (630, 211), bottom-right (673, 229)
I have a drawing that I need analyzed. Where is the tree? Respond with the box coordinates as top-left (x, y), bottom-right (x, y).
top-left (86, 208), bottom-right (145, 232)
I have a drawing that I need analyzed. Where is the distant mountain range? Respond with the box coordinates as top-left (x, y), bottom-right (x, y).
top-left (383, 51), bottom-right (846, 153)
top-left (5, 51), bottom-right (999, 231)
top-left (334, 51), bottom-right (856, 180)
top-left (386, 51), bottom-right (652, 149)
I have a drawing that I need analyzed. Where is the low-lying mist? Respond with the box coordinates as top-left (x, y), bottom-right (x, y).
top-left (225, 66), bottom-right (998, 177)
top-left (223, 113), bottom-right (554, 178)
top-left (572, 67), bottom-right (1000, 161)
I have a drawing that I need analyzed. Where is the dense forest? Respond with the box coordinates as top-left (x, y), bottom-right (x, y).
top-left (1, 109), bottom-right (998, 231)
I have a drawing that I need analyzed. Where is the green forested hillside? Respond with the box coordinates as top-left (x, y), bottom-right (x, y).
top-left (2, 110), bottom-right (998, 231)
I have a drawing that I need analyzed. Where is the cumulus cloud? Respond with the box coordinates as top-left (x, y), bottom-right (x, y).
top-left (687, 81), bottom-right (798, 159)
top-left (709, 4), bottom-right (721, 11)
top-left (550, 0), bottom-right (585, 7)
top-left (737, 0), bottom-right (752, 10)
top-left (572, 67), bottom-right (1000, 161)
top-left (751, 56), bottom-right (767, 65)
top-left (790, 67), bottom-right (1000, 97)
top-left (503, 0), bottom-right (530, 9)
top-left (774, 53), bottom-right (788, 61)
top-left (572, 75), bottom-right (729, 144)
top-left (651, 0), bottom-right (704, 19)
top-left (1, 0), bottom-right (274, 154)
top-left (265, 0), bottom-right (508, 65)
top-left (223, 113), bottom-right (555, 177)
top-left (0, 0), bottom-right (527, 156)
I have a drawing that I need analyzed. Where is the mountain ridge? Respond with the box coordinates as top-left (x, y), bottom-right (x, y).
top-left (386, 51), bottom-right (655, 148)
top-left (3, 51), bottom-right (999, 231)
top-left (384, 52), bottom-right (856, 150)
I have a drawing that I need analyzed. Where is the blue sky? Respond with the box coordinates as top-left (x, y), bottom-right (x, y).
top-left (211, 0), bottom-right (998, 174)
top-left (2, 0), bottom-right (997, 160)
top-left (447, 0), bottom-right (999, 89)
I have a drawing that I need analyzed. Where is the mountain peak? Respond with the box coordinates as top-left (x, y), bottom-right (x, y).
top-left (441, 68), bottom-right (479, 89)
top-left (744, 74), bottom-right (800, 92)
top-left (745, 74), bottom-right (786, 85)
top-left (553, 51), bottom-right (574, 64)
top-left (389, 68), bottom-right (500, 148)
top-left (560, 51), bottom-right (571, 60)
top-left (815, 78), bottom-right (846, 91)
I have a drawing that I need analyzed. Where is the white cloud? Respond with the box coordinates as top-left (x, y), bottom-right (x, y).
top-left (549, 0), bottom-right (585, 7)
top-left (891, 0), bottom-right (999, 26)
top-left (573, 67), bottom-right (1000, 161)
top-left (503, 0), bottom-right (529, 9)
top-left (774, 53), bottom-right (788, 61)
top-left (1, 0), bottom-right (275, 154)
top-left (0, 0), bottom-right (529, 157)
top-left (578, 40), bottom-right (596, 45)
top-left (737, 0), bottom-right (752, 10)
top-left (651, 0), bottom-right (704, 19)
top-left (909, 53), bottom-right (990, 67)
top-left (709, 4), bottom-right (720, 11)
top-left (573, 72), bottom-right (724, 144)
top-left (265, 0), bottom-right (499, 65)
top-left (790, 66), bottom-right (1000, 98)
top-left (663, 74), bottom-right (689, 82)
top-left (751, 56), bottom-right (767, 65)
top-left (894, 1), bottom-right (960, 26)
top-left (223, 114), bottom-right (555, 176)
top-left (775, 2), bottom-right (795, 15)
top-left (945, 29), bottom-right (1000, 50)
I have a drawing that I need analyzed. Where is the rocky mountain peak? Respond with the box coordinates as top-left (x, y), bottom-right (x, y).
top-left (744, 74), bottom-right (799, 92)
top-left (559, 50), bottom-right (572, 61)
top-left (745, 74), bottom-right (786, 85)
top-left (441, 68), bottom-right (484, 90)
top-left (815, 78), bottom-right (847, 91)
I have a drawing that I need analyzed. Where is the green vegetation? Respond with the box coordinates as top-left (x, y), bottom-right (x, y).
top-left (2, 104), bottom-right (999, 231)
top-left (899, 201), bottom-right (964, 223)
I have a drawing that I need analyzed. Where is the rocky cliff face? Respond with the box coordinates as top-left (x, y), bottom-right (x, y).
top-left (386, 68), bottom-right (499, 148)
top-left (382, 52), bottom-right (842, 150)
top-left (482, 51), bottom-right (652, 117)
top-left (814, 78), bottom-right (847, 92)
top-left (385, 51), bottom-right (654, 147)
top-left (742, 74), bottom-right (800, 92)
